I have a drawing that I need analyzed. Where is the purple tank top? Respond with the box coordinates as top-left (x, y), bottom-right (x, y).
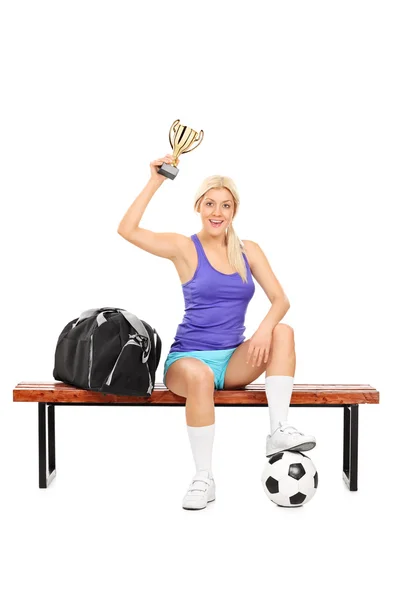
top-left (169, 233), bottom-right (256, 352)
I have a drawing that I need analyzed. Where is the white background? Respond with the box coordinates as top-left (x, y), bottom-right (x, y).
top-left (2, 1), bottom-right (399, 598)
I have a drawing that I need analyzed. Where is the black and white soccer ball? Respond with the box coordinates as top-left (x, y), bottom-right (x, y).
top-left (261, 450), bottom-right (318, 508)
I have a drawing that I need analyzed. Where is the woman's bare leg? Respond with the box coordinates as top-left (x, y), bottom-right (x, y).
top-left (185, 372), bottom-right (215, 426)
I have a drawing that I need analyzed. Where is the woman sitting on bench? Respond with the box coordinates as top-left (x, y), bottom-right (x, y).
top-left (117, 153), bottom-right (316, 511)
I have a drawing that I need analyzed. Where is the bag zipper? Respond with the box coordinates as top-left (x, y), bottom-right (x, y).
top-left (88, 333), bottom-right (94, 388)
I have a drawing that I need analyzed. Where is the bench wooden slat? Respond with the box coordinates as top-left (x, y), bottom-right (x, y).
top-left (13, 381), bottom-right (379, 405)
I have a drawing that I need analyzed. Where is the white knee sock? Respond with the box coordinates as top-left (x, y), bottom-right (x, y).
top-left (187, 423), bottom-right (215, 476)
top-left (265, 375), bottom-right (294, 433)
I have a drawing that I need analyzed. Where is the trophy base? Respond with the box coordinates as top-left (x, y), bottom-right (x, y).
top-left (158, 162), bottom-right (179, 180)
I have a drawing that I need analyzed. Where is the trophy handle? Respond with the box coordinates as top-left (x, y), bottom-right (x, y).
top-left (169, 119), bottom-right (180, 150)
top-left (182, 129), bottom-right (204, 154)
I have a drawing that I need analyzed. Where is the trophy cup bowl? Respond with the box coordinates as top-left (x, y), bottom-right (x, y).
top-left (157, 119), bottom-right (204, 180)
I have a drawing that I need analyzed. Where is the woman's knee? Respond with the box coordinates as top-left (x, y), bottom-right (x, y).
top-left (186, 359), bottom-right (215, 388)
top-left (165, 357), bottom-right (214, 397)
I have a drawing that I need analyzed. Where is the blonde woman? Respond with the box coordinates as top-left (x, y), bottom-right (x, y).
top-left (118, 153), bottom-right (316, 510)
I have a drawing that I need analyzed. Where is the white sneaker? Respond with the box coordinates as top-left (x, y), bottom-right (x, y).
top-left (182, 470), bottom-right (216, 510)
top-left (266, 420), bottom-right (316, 457)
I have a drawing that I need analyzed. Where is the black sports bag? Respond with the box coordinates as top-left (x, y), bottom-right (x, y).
top-left (53, 307), bottom-right (162, 397)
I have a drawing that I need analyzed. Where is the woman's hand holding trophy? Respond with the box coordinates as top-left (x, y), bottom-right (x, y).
top-left (150, 154), bottom-right (179, 185)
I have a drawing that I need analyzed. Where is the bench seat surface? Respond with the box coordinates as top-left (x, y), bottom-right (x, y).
top-left (13, 382), bottom-right (379, 405)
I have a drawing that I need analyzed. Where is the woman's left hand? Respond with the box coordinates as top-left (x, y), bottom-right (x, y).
top-left (246, 328), bottom-right (273, 367)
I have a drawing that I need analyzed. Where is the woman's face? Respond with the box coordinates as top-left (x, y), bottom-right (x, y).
top-left (199, 187), bottom-right (235, 237)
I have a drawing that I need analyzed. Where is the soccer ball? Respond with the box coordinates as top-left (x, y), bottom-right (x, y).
top-left (261, 450), bottom-right (318, 508)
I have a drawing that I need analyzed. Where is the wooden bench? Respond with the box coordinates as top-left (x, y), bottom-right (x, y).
top-left (13, 381), bottom-right (379, 491)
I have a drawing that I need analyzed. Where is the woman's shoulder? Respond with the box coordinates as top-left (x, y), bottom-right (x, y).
top-left (240, 239), bottom-right (257, 252)
top-left (240, 239), bottom-right (257, 269)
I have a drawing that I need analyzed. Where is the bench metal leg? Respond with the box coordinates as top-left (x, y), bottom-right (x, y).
top-left (38, 403), bottom-right (56, 488)
top-left (35, 402), bottom-right (360, 491)
top-left (342, 404), bottom-right (358, 491)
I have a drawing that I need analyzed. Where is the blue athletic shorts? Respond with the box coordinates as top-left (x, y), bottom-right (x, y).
top-left (163, 347), bottom-right (238, 390)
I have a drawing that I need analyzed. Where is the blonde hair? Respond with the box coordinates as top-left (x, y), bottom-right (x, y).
top-left (193, 175), bottom-right (248, 283)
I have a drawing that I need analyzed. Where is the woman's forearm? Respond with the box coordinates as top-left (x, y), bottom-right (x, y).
top-left (117, 178), bottom-right (163, 234)
top-left (257, 297), bottom-right (290, 333)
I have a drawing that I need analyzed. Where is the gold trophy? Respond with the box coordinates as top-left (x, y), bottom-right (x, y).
top-left (157, 119), bottom-right (204, 180)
